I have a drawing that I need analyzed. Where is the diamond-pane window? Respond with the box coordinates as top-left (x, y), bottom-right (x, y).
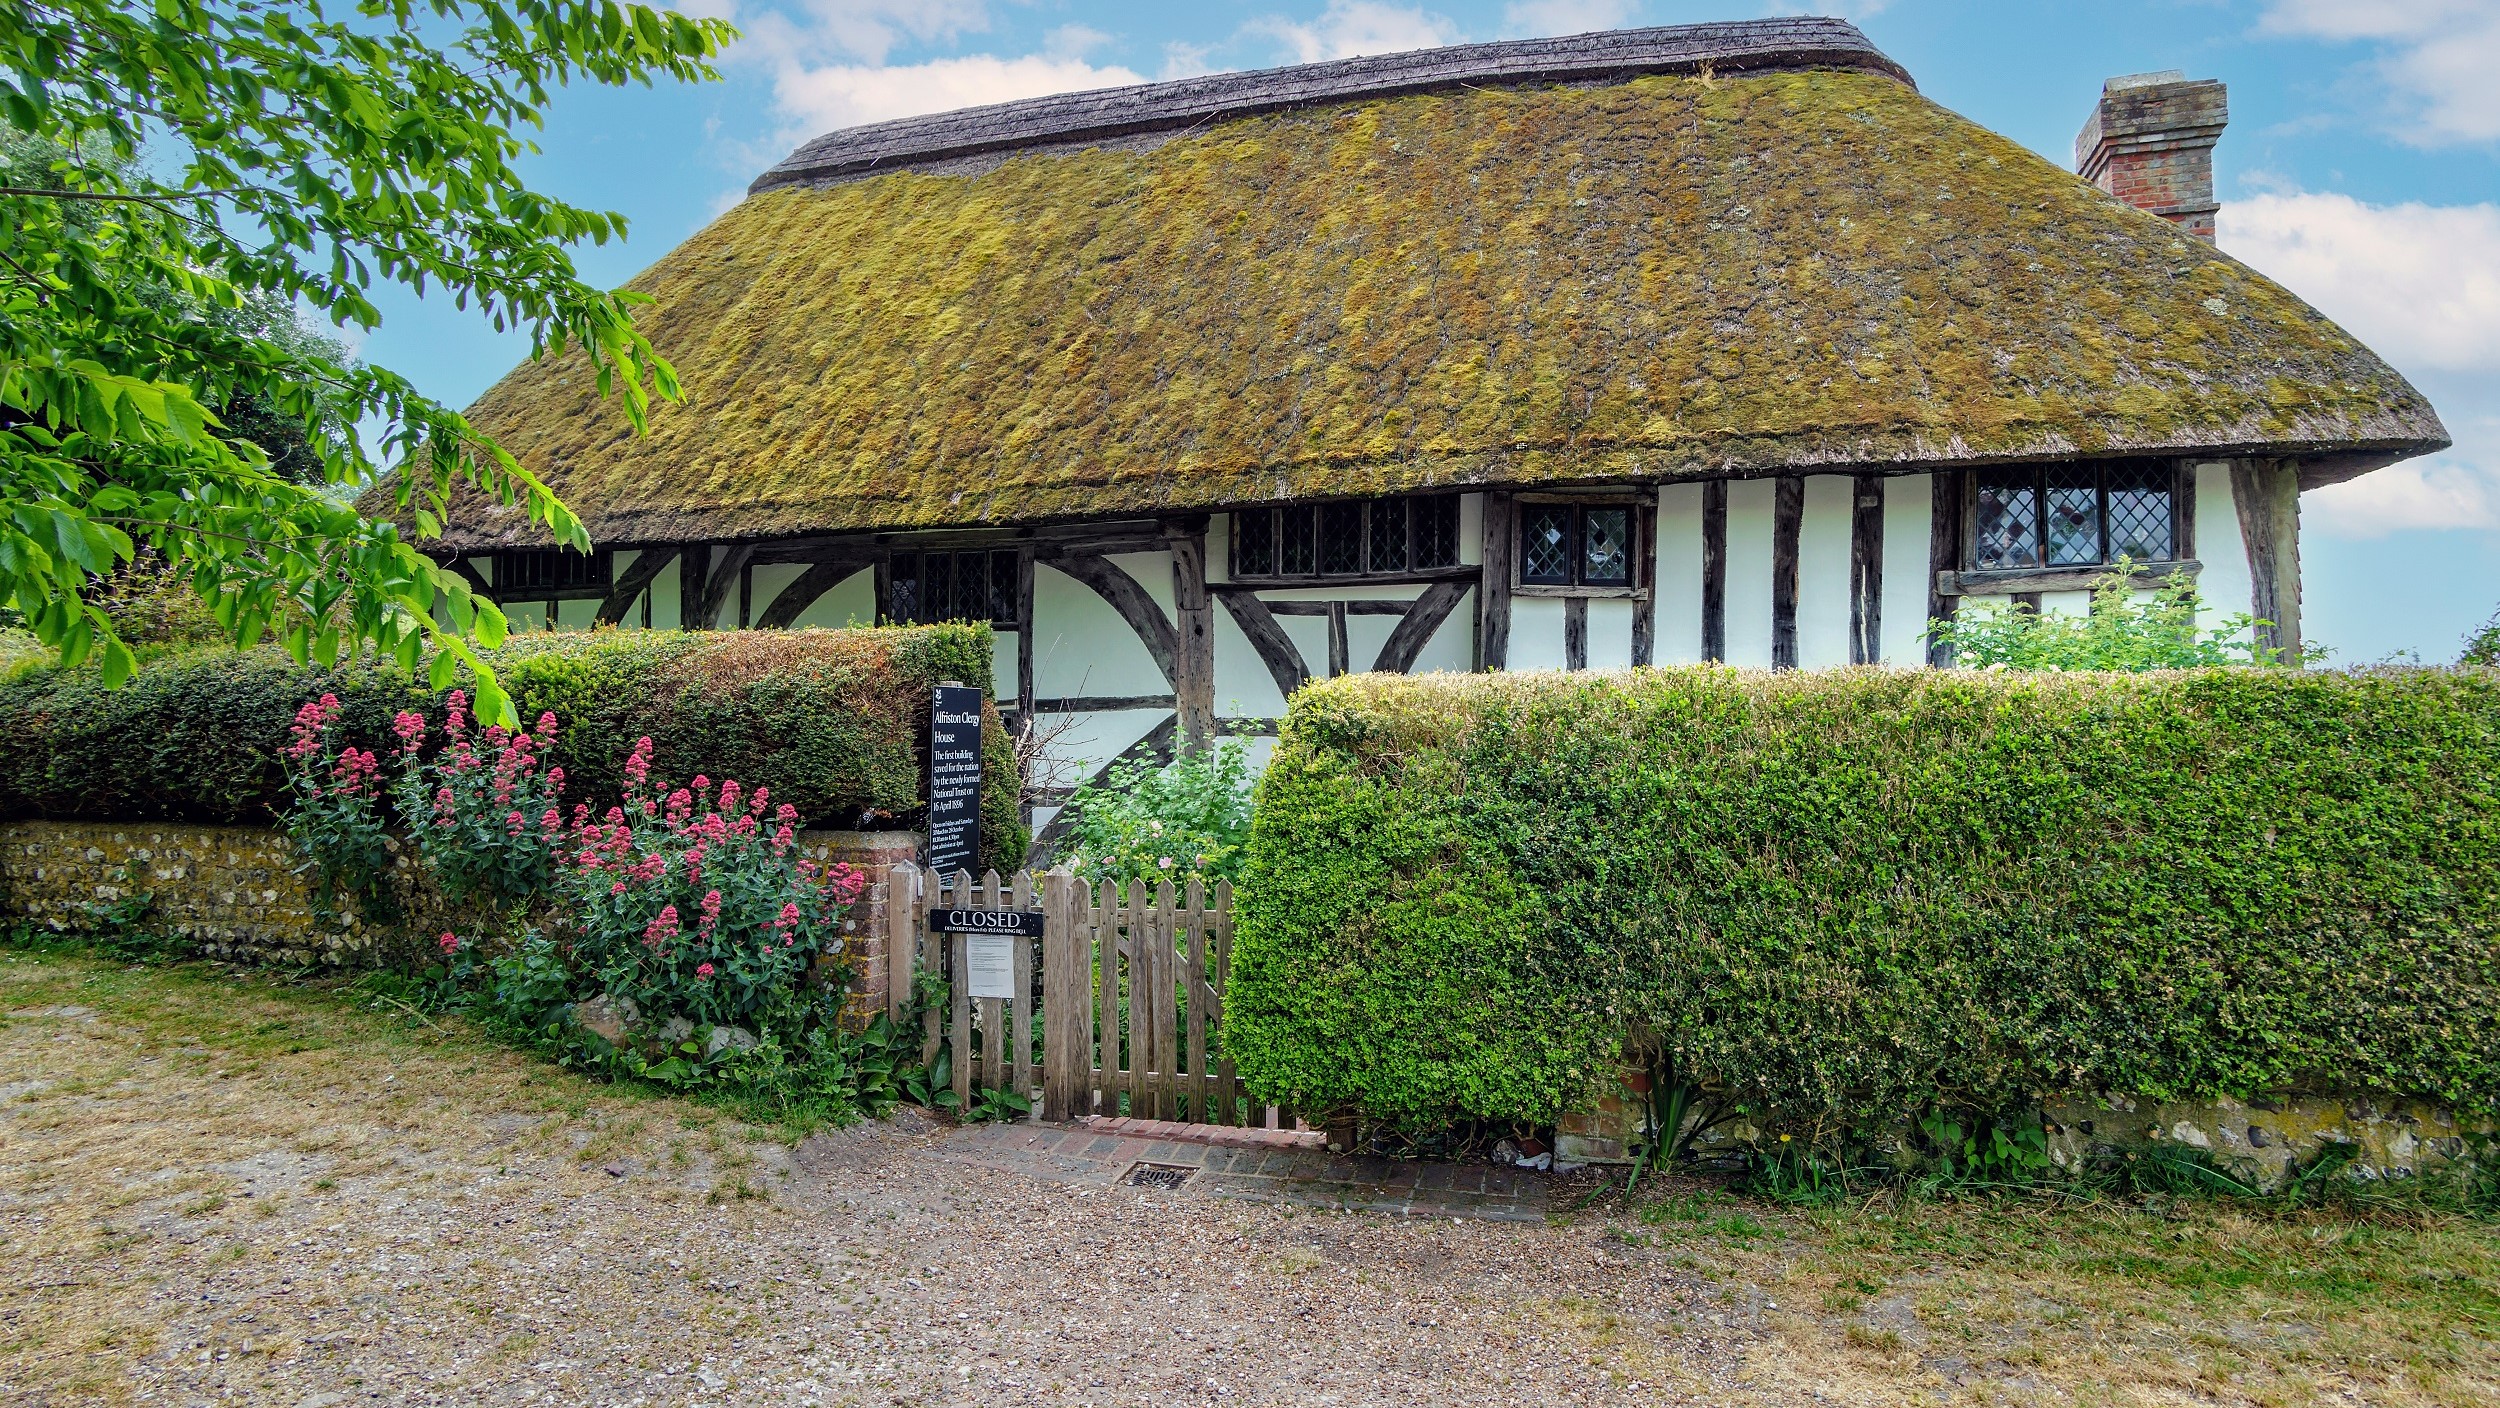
top-left (1973, 472), bottom-right (2042, 569)
top-left (888, 553), bottom-right (921, 623)
top-left (2045, 467), bottom-right (2102, 566)
top-left (1320, 503), bottom-right (1365, 575)
top-left (1280, 507), bottom-right (1317, 575)
top-left (2106, 466), bottom-right (2174, 561)
top-left (1368, 500), bottom-right (1409, 573)
top-left (1521, 505), bottom-right (1574, 584)
top-left (1235, 509), bottom-right (1276, 576)
top-left (1414, 496), bottom-right (1460, 568)
top-left (1582, 508), bottom-right (1630, 585)
top-left (989, 552), bottom-right (1019, 624)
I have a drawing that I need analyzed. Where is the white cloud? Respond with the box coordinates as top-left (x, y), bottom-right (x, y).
top-left (2222, 191), bottom-right (2500, 374)
top-left (1246, 2), bottom-right (1462, 64)
top-left (770, 52), bottom-right (1146, 132)
top-left (2223, 190), bottom-right (2500, 537)
top-left (2260, 0), bottom-right (2500, 145)
top-left (2305, 454), bottom-right (2500, 536)
top-left (1501, 0), bottom-right (1641, 37)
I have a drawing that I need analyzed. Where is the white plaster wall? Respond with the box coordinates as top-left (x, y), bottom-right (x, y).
top-left (503, 601), bottom-right (548, 631)
top-left (2194, 462), bottom-right (2255, 641)
top-left (788, 566), bottom-right (873, 629)
top-left (1878, 473), bottom-right (1934, 665)
top-left (1409, 586), bottom-right (1477, 674)
top-left (1796, 475), bottom-right (1853, 669)
top-left (1507, 597), bottom-right (1571, 671)
top-left (2040, 590), bottom-right (2092, 618)
top-left (1723, 479), bottom-right (1777, 668)
top-left (1654, 483), bottom-right (1706, 665)
top-left (1458, 493), bottom-right (1485, 566)
top-left (647, 557), bottom-right (682, 631)
top-left (1212, 601), bottom-right (1292, 719)
top-left (747, 562), bottom-right (805, 628)
top-left (1586, 598), bottom-right (1636, 670)
top-left (1032, 561), bottom-right (1171, 698)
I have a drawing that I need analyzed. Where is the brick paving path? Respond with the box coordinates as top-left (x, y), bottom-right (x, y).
top-left (941, 1119), bottom-right (1553, 1222)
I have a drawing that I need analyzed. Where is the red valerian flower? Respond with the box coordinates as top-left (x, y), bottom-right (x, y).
top-left (695, 962), bottom-right (715, 980)
top-left (439, 931), bottom-right (460, 955)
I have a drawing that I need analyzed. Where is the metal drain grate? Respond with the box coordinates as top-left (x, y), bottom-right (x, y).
top-left (1124, 1162), bottom-right (1196, 1190)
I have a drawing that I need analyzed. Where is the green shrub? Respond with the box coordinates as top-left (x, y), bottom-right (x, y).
top-left (1930, 560), bottom-right (2272, 670)
top-left (1060, 739), bottom-right (1255, 889)
top-left (1226, 667), bottom-right (2500, 1138)
top-left (0, 626), bottom-right (1025, 865)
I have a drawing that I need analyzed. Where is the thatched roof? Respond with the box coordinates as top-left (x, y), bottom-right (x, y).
top-left (420, 19), bottom-right (2446, 551)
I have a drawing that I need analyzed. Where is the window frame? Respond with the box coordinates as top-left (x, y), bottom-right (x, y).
top-left (1961, 462), bottom-right (2190, 580)
top-left (880, 547), bottom-right (1023, 629)
top-left (1226, 494), bottom-right (1466, 583)
top-left (1510, 495), bottom-right (1648, 597)
top-left (490, 547), bottom-right (613, 598)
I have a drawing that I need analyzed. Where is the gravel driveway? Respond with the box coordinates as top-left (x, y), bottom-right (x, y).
top-left (0, 956), bottom-right (1759, 1407)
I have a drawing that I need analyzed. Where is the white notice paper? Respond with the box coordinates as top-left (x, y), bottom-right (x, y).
top-left (965, 934), bottom-right (1015, 1001)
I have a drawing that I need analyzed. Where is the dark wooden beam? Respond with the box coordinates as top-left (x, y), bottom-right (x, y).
top-left (1480, 491), bottom-right (1514, 670)
top-left (1266, 599), bottom-right (1412, 616)
top-left (1166, 520), bottom-right (1216, 753)
top-left (1564, 595), bottom-right (1588, 670)
top-left (1015, 546), bottom-right (1036, 721)
top-left (1849, 473), bottom-right (1884, 665)
top-left (1632, 501), bottom-right (1657, 667)
top-left (1701, 480), bottom-right (1727, 663)
top-left (594, 546), bottom-right (680, 627)
top-left (1050, 554), bottom-right (1178, 687)
top-left (1771, 475), bottom-right (1802, 671)
top-left (752, 557), bottom-right (871, 629)
top-left (1028, 694), bottom-right (1179, 713)
top-left (680, 545), bottom-right (713, 631)
top-left (1937, 559), bottom-right (2202, 597)
top-left (1214, 591), bottom-right (1310, 702)
top-left (1926, 471), bottom-right (1961, 668)
top-left (2231, 457), bottom-right (2303, 663)
top-left (1372, 579), bottom-right (1471, 674)
top-left (685, 543), bottom-right (754, 631)
top-left (1325, 602), bottom-right (1350, 678)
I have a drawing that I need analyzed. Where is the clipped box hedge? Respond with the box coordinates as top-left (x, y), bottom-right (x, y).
top-left (1226, 667), bottom-right (2500, 1133)
top-left (0, 626), bottom-right (1025, 866)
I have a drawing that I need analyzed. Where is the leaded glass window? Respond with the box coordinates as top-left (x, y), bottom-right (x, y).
top-left (884, 550), bottom-right (1019, 626)
top-left (1582, 507), bottom-right (1630, 586)
top-left (1971, 465), bottom-right (2176, 572)
top-left (1974, 471), bottom-right (2043, 570)
top-left (1515, 502), bottom-right (1643, 589)
top-left (2106, 464), bottom-right (2175, 561)
top-left (1229, 495), bottom-right (1465, 579)
top-left (1520, 505), bottom-right (1574, 585)
top-left (492, 548), bottom-right (612, 594)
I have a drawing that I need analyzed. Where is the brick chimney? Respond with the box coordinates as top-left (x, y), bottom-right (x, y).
top-left (2076, 71), bottom-right (2228, 241)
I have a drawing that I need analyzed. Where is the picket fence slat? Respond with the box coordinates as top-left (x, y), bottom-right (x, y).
top-left (1095, 878), bottom-right (1119, 1118)
top-left (1010, 870), bottom-right (1036, 1104)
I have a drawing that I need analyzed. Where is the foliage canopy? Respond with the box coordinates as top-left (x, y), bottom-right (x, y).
top-left (0, 0), bottom-right (732, 720)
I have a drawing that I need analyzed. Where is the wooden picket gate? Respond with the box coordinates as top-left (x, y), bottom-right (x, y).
top-left (883, 865), bottom-right (1255, 1124)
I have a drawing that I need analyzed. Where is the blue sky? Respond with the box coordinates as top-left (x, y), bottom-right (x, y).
top-left (363, 0), bottom-right (2500, 661)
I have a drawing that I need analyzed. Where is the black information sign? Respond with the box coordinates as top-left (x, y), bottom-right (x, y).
top-left (927, 683), bottom-right (983, 878)
top-left (933, 907), bottom-right (1047, 937)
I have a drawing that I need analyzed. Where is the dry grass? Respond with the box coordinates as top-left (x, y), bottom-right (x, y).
top-left (1, 949), bottom-right (2493, 1407)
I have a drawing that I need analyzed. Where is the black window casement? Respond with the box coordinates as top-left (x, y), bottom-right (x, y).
top-left (491, 548), bottom-right (613, 596)
top-left (1229, 495), bottom-right (1463, 581)
top-left (1516, 500), bottom-right (1639, 591)
top-left (884, 549), bottom-right (1019, 627)
top-left (1969, 463), bottom-right (2181, 572)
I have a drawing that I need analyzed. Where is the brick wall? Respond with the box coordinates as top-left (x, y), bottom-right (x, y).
top-left (2075, 73), bottom-right (2226, 242)
top-left (0, 820), bottom-right (921, 1002)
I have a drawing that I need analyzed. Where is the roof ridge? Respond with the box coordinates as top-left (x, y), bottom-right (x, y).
top-left (749, 18), bottom-right (1909, 193)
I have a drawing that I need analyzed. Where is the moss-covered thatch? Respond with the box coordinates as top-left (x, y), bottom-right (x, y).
top-left (426, 66), bottom-right (2444, 550)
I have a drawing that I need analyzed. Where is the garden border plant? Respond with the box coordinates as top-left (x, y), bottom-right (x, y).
top-left (1225, 662), bottom-right (2500, 1193)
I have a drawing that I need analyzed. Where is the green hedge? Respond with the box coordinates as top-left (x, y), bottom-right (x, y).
top-left (1227, 667), bottom-right (2500, 1132)
top-left (0, 626), bottom-right (1025, 866)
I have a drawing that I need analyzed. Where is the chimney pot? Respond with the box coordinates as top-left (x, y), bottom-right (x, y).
top-left (2077, 72), bottom-right (2228, 241)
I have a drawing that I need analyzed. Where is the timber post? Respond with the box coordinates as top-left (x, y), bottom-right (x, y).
top-left (1166, 518), bottom-right (1216, 752)
top-left (1848, 472), bottom-right (1885, 665)
top-left (1771, 475), bottom-right (1803, 670)
top-left (2231, 457), bottom-right (2302, 664)
top-left (1479, 491), bottom-right (1514, 670)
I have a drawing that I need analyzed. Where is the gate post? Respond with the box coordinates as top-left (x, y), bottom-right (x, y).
top-left (1041, 867), bottom-right (1086, 1121)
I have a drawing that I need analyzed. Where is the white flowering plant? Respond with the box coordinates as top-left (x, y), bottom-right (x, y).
top-left (1059, 740), bottom-right (1254, 889)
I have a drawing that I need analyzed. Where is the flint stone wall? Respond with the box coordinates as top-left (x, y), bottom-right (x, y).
top-left (1558, 1084), bottom-right (2490, 1189)
top-left (0, 821), bottom-right (919, 1009)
